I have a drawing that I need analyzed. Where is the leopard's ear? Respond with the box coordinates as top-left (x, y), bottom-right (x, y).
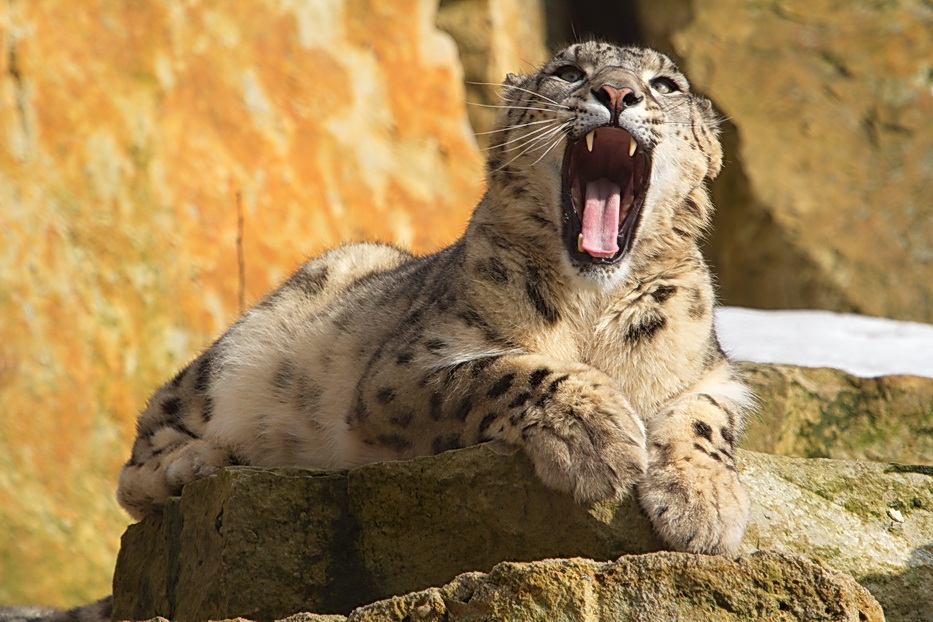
top-left (504, 72), bottom-right (524, 87)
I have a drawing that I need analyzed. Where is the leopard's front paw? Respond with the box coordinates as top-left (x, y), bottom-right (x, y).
top-left (520, 380), bottom-right (648, 503)
top-left (637, 450), bottom-right (749, 555)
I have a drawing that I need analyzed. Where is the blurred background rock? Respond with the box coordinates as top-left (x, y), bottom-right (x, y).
top-left (0, 0), bottom-right (930, 608)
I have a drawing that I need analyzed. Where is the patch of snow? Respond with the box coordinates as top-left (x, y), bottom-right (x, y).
top-left (715, 307), bottom-right (933, 379)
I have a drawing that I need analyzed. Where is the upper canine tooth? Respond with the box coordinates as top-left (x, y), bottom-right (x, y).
top-left (629, 136), bottom-right (637, 157)
top-left (586, 130), bottom-right (595, 152)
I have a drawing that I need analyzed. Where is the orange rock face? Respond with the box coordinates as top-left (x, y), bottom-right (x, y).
top-left (0, 0), bottom-right (481, 606)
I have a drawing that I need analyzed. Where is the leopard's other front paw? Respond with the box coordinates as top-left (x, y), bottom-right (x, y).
top-left (637, 446), bottom-right (748, 555)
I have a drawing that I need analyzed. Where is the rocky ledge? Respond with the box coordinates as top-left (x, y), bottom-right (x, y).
top-left (740, 362), bottom-right (933, 465)
top-left (113, 442), bottom-right (931, 622)
top-left (282, 551), bottom-right (883, 622)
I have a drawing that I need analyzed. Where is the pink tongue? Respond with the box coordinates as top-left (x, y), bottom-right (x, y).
top-left (581, 177), bottom-right (621, 258)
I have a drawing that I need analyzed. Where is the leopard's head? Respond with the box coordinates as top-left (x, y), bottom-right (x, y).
top-left (487, 42), bottom-right (722, 284)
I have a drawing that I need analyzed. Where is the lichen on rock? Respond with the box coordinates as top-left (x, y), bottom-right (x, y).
top-left (741, 363), bottom-right (933, 464)
top-left (343, 551), bottom-right (883, 622)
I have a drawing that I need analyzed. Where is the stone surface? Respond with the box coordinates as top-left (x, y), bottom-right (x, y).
top-left (280, 615), bottom-right (347, 622)
top-left (740, 453), bottom-right (931, 622)
top-left (349, 441), bottom-right (661, 600)
top-left (0, 0), bottom-right (480, 607)
top-left (113, 470), bottom-right (365, 622)
top-left (741, 363), bottom-right (933, 464)
top-left (113, 444), bottom-right (932, 622)
top-left (635, 0), bottom-right (933, 322)
top-left (135, 547), bottom-right (886, 622)
top-left (343, 551), bottom-right (883, 622)
top-left (0, 605), bottom-right (59, 622)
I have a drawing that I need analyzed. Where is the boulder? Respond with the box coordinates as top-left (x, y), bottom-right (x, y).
top-left (0, 0), bottom-right (480, 606)
top-left (342, 551), bottom-right (883, 622)
top-left (280, 616), bottom-right (346, 622)
top-left (741, 454), bottom-right (931, 622)
top-left (634, 0), bottom-right (933, 323)
top-left (113, 444), bottom-right (932, 622)
top-left (741, 363), bottom-right (933, 464)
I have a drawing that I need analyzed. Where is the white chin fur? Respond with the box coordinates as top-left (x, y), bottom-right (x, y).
top-left (560, 250), bottom-right (635, 291)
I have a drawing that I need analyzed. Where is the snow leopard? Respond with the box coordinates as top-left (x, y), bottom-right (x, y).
top-left (117, 41), bottom-right (751, 555)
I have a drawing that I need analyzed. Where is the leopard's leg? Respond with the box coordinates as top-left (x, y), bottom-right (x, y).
top-left (637, 360), bottom-right (751, 555)
top-left (456, 353), bottom-right (648, 503)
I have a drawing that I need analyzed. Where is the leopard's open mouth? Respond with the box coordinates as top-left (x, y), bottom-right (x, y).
top-left (561, 127), bottom-right (651, 264)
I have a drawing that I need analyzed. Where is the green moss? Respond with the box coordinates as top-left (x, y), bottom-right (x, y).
top-left (740, 363), bottom-right (933, 465)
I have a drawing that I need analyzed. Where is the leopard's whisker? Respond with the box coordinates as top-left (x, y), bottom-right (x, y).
top-left (493, 121), bottom-right (565, 154)
top-left (526, 132), bottom-right (566, 168)
top-left (475, 118), bottom-right (558, 136)
top-left (484, 121), bottom-right (563, 151)
top-left (466, 81), bottom-right (571, 109)
top-left (490, 122), bottom-right (568, 172)
top-left (467, 102), bottom-right (566, 114)
top-left (499, 123), bottom-right (567, 154)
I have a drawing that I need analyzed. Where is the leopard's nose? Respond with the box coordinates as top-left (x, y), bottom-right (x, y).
top-left (593, 84), bottom-right (644, 114)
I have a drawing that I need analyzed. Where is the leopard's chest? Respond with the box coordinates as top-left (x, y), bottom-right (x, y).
top-left (565, 278), bottom-right (715, 414)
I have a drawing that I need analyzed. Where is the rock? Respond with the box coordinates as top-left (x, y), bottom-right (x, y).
top-left (0, 0), bottom-right (480, 607)
top-left (134, 550), bottom-right (886, 621)
top-left (113, 444), bottom-right (932, 622)
top-left (279, 615), bottom-right (347, 622)
top-left (345, 551), bottom-right (883, 622)
top-left (113, 470), bottom-right (364, 622)
top-left (739, 453), bottom-right (931, 622)
top-left (349, 441), bottom-right (661, 600)
top-left (634, 0), bottom-right (933, 323)
top-left (741, 363), bottom-right (933, 464)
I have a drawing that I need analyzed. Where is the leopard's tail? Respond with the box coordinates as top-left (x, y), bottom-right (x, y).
top-left (0, 596), bottom-right (112, 622)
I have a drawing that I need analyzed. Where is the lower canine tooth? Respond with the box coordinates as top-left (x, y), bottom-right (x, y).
top-left (629, 136), bottom-right (637, 157)
top-left (586, 130), bottom-right (595, 152)
top-left (577, 233), bottom-right (584, 252)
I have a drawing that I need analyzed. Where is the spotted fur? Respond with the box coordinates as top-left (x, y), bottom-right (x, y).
top-left (118, 42), bottom-right (751, 555)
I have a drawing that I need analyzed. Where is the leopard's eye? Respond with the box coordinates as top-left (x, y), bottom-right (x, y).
top-left (554, 65), bottom-right (584, 83)
top-left (650, 77), bottom-right (680, 94)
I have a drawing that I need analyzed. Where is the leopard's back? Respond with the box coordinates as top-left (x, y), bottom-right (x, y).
top-left (119, 242), bottom-right (418, 515)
